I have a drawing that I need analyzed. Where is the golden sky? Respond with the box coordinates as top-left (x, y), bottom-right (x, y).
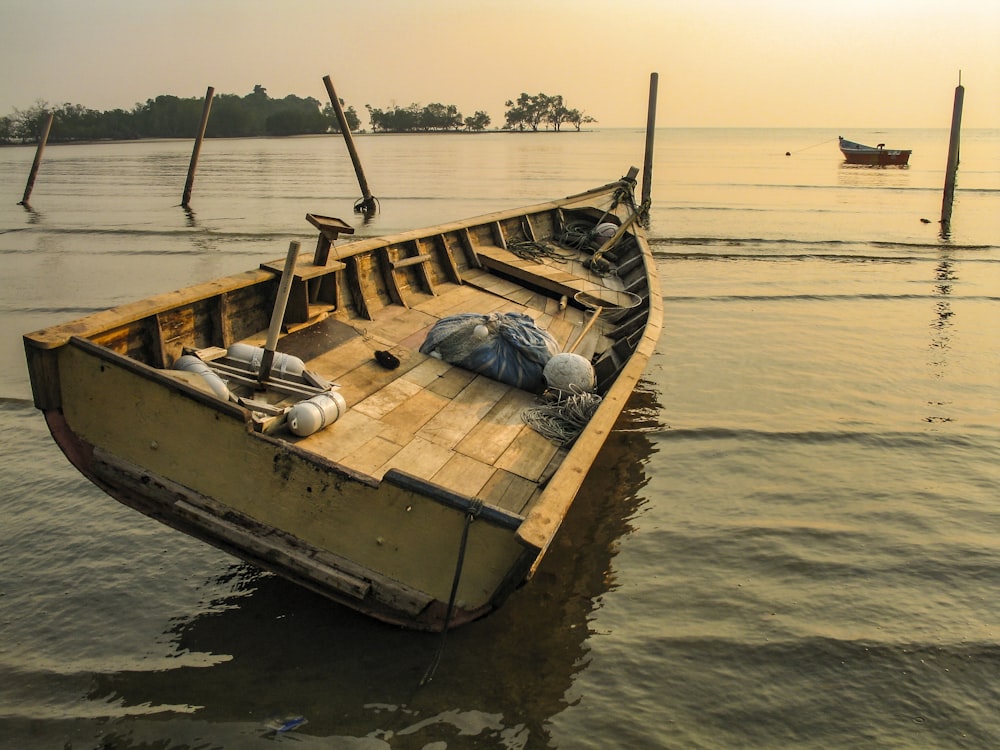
top-left (2, 0), bottom-right (998, 128)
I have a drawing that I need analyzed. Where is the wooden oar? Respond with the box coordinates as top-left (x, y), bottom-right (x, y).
top-left (568, 306), bottom-right (603, 354)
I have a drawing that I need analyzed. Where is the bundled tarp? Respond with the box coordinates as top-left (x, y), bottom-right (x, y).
top-left (419, 312), bottom-right (559, 391)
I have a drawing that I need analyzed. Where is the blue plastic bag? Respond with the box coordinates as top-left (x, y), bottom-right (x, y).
top-left (419, 312), bottom-right (558, 391)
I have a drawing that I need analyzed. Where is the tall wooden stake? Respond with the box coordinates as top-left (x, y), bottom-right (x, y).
top-left (19, 112), bottom-right (54, 206)
top-left (940, 74), bottom-right (964, 228)
top-left (641, 72), bottom-right (658, 209)
top-left (322, 74), bottom-right (377, 213)
top-left (182, 86), bottom-right (215, 208)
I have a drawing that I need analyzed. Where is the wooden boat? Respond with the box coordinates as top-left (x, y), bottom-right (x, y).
top-left (23, 169), bottom-right (662, 631)
top-left (838, 136), bottom-right (911, 166)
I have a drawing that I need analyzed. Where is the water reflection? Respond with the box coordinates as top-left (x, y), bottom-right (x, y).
top-left (86, 384), bottom-right (660, 747)
top-left (926, 257), bottom-right (956, 423)
top-left (19, 202), bottom-right (43, 224)
top-left (836, 163), bottom-right (911, 189)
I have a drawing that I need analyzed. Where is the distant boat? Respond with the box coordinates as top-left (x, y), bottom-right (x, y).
top-left (838, 136), bottom-right (911, 166)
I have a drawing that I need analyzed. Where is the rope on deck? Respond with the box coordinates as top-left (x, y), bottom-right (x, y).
top-left (521, 387), bottom-right (603, 445)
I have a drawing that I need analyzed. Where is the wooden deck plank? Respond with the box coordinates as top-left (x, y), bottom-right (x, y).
top-left (417, 375), bottom-right (510, 449)
top-left (307, 337), bottom-right (377, 381)
top-left (479, 470), bottom-right (537, 514)
top-left (431, 453), bottom-right (497, 498)
top-left (363, 307), bottom-right (437, 349)
top-left (300, 408), bottom-right (384, 463)
top-left (339, 434), bottom-right (406, 476)
top-left (381, 387), bottom-right (450, 435)
top-left (333, 351), bottom-right (424, 406)
top-left (425, 365), bottom-right (477, 399)
top-left (375, 435), bottom-right (453, 480)
top-left (411, 282), bottom-right (476, 317)
top-left (546, 317), bottom-right (578, 351)
top-left (454, 388), bottom-right (541, 465)
top-left (495, 427), bottom-right (560, 482)
top-left (352, 377), bottom-right (424, 420)
top-left (400, 356), bottom-right (452, 387)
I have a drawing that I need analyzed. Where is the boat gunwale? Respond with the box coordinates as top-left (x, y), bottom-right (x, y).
top-left (515, 220), bottom-right (663, 555)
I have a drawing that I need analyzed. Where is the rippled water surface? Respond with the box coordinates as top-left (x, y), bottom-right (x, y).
top-left (1, 128), bottom-right (998, 748)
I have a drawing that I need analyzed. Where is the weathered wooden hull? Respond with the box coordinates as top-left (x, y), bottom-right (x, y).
top-left (24, 173), bottom-right (662, 631)
top-left (838, 136), bottom-right (911, 166)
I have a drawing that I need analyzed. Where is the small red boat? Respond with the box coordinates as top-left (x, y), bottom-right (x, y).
top-left (838, 136), bottom-right (911, 166)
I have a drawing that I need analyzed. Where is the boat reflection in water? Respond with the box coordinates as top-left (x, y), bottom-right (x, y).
top-left (86, 382), bottom-right (661, 747)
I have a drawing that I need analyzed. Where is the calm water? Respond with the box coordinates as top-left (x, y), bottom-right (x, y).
top-left (1, 128), bottom-right (998, 749)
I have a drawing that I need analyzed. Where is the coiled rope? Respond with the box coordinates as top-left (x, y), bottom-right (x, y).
top-left (507, 239), bottom-right (576, 264)
top-left (522, 386), bottom-right (603, 445)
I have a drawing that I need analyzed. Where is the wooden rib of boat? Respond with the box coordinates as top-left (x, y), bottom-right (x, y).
top-left (838, 135), bottom-right (911, 166)
top-left (23, 168), bottom-right (662, 631)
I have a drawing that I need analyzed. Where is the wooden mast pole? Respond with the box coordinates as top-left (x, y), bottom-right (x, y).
top-left (322, 74), bottom-right (377, 213)
top-left (181, 86), bottom-right (215, 209)
top-left (19, 112), bottom-right (54, 206)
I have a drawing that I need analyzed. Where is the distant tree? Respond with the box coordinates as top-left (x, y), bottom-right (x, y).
top-left (322, 100), bottom-right (361, 132)
top-left (0, 86), bottom-right (486, 142)
top-left (365, 101), bottom-right (474, 132)
top-left (420, 102), bottom-right (462, 130)
top-left (9, 101), bottom-right (54, 142)
top-left (566, 110), bottom-right (596, 131)
top-left (504, 93), bottom-right (587, 132)
top-left (464, 111), bottom-right (491, 131)
top-left (132, 95), bottom-right (203, 138)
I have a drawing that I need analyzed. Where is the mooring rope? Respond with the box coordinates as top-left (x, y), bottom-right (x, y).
top-left (420, 499), bottom-right (484, 685)
top-left (787, 136), bottom-right (838, 154)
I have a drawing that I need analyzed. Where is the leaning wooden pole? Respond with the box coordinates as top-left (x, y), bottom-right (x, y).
top-left (19, 112), bottom-right (54, 206)
top-left (259, 240), bottom-right (301, 383)
top-left (181, 86), bottom-right (215, 208)
top-left (641, 72), bottom-right (658, 210)
top-left (940, 75), bottom-right (965, 228)
top-left (322, 74), bottom-right (377, 213)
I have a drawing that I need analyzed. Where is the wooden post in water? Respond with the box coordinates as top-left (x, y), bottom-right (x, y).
top-left (940, 74), bottom-right (964, 228)
top-left (19, 112), bottom-right (54, 206)
top-left (641, 72), bottom-right (658, 210)
top-left (322, 74), bottom-right (377, 213)
top-left (181, 86), bottom-right (215, 208)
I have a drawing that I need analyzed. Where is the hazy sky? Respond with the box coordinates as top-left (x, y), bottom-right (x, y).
top-left (2, 0), bottom-right (998, 129)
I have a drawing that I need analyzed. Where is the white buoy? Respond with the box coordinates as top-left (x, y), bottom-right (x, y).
top-left (543, 352), bottom-right (595, 392)
top-left (227, 343), bottom-right (305, 378)
top-left (287, 391), bottom-right (348, 436)
top-left (593, 222), bottom-right (619, 243)
top-left (173, 355), bottom-right (231, 400)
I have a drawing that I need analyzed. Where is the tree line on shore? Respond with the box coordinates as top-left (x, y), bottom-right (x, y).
top-left (1, 86), bottom-right (595, 145)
